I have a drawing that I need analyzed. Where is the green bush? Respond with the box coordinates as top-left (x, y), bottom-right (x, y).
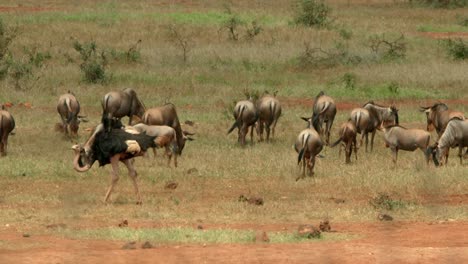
top-left (444, 38), bottom-right (468, 60)
top-left (293, 0), bottom-right (331, 28)
top-left (409, 0), bottom-right (467, 8)
top-left (73, 40), bottom-right (109, 83)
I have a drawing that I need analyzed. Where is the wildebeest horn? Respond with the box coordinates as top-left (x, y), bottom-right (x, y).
top-left (300, 117), bottom-right (310, 122)
top-left (419, 106), bottom-right (430, 112)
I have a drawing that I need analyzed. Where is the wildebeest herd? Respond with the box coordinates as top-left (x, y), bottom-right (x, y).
top-left (0, 89), bottom-right (466, 204)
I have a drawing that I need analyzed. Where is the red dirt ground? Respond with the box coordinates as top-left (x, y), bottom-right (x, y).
top-left (0, 221), bottom-right (467, 263)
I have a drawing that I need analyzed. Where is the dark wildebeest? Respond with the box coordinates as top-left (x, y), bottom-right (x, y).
top-left (255, 94), bottom-right (282, 142)
top-left (101, 88), bottom-right (145, 126)
top-left (350, 101), bottom-right (399, 152)
top-left (72, 117), bottom-right (157, 204)
top-left (310, 91), bottom-right (336, 145)
top-left (0, 105), bottom-right (15, 156)
top-left (130, 123), bottom-right (179, 167)
top-left (420, 102), bottom-right (465, 164)
top-left (228, 100), bottom-right (258, 146)
top-left (56, 92), bottom-right (85, 137)
top-left (330, 120), bottom-right (358, 164)
top-left (294, 128), bottom-right (323, 180)
top-left (142, 103), bottom-right (194, 155)
top-left (427, 119), bottom-right (468, 166)
top-left (380, 124), bottom-right (431, 165)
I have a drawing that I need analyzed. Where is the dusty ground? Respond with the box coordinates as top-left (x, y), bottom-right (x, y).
top-left (0, 221), bottom-right (467, 264)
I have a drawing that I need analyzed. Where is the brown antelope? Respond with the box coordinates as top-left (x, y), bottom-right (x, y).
top-left (57, 91), bottom-right (86, 137)
top-left (350, 101), bottom-right (399, 152)
top-left (330, 120), bottom-right (358, 164)
top-left (131, 123), bottom-right (179, 167)
top-left (310, 91), bottom-right (336, 145)
top-left (420, 102), bottom-right (465, 164)
top-left (227, 100), bottom-right (258, 146)
top-left (102, 88), bottom-right (145, 126)
top-left (428, 119), bottom-right (468, 166)
top-left (380, 124), bottom-right (431, 165)
top-left (255, 94), bottom-right (282, 142)
top-left (0, 105), bottom-right (15, 156)
top-left (294, 128), bottom-right (323, 180)
top-left (142, 103), bottom-right (194, 155)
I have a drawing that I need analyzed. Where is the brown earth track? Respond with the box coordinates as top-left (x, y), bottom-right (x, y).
top-left (0, 6), bottom-right (59, 13)
top-left (0, 221), bottom-right (467, 264)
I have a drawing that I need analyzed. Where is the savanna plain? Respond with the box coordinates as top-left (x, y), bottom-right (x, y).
top-left (0, 0), bottom-right (467, 263)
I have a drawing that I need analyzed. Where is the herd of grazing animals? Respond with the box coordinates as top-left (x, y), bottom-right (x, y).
top-left (0, 89), bottom-right (466, 204)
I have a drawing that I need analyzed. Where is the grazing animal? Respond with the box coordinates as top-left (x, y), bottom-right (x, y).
top-left (101, 88), bottom-right (145, 126)
top-left (310, 91), bottom-right (336, 145)
top-left (294, 128), bottom-right (324, 180)
top-left (380, 124), bottom-right (431, 165)
top-left (428, 119), bottom-right (468, 166)
top-left (420, 103), bottom-right (465, 164)
top-left (255, 94), bottom-right (282, 142)
top-left (71, 117), bottom-right (157, 204)
top-left (0, 106), bottom-right (15, 156)
top-left (350, 101), bottom-right (399, 152)
top-left (57, 92), bottom-right (85, 137)
top-left (330, 120), bottom-right (358, 164)
top-left (131, 123), bottom-right (179, 167)
top-left (227, 100), bottom-right (258, 146)
top-left (142, 103), bottom-right (194, 155)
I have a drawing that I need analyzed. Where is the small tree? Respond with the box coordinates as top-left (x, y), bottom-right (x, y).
top-left (444, 38), bottom-right (468, 60)
top-left (294, 0), bottom-right (331, 28)
top-left (166, 24), bottom-right (194, 63)
top-left (73, 40), bottom-right (109, 83)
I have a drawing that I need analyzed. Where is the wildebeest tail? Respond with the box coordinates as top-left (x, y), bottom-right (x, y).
top-left (269, 101), bottom-right (276, 124)
top-left (227, 104), bottom-right (246, 134)
top-left (330, 137), bottom-right (342, 148)
top-left (297, 133), bottom-right (310, 164)
top-left (354, 111), bottom-right (361, 133)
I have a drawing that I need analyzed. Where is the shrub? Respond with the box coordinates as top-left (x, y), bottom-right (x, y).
top-left (245, 20), bottom-right (262, 41)
top-left (109, 40), bottom-right (142, 63)
top-left (165, 24), bottom-right (194, 63)
top-left (219, 5), bottom-right (244, 41)
top-left (293, 0), bottom-right (331, 28)
top-left (444, 38), bottom-right (468, 60)
top-left (73, 40), bottom-right (109, 83)
top-left (368, 34), bottom-right (407, 61)
top-left (342, 73), bottom-right (357, 90)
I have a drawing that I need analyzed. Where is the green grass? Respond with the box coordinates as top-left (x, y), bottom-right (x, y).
top-left (54, 227), bottom-right (353, 244)
top-left (417, 24), bottom-right (468, 32)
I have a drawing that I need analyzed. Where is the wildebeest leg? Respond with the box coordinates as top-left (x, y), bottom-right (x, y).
top-left (265, 124), bottom-right (271, 142)
top-left (0, 139), bottom-right (5, 156)
top-left (353, 137), bottom-right (358, 161)
top-left (370, 130), bottom-right (376, 152)
top-left (391, 147), bottom-right (398, 165)
top-left (257, 122), bottom-right (264, 142)
top-left (308, 156), bottom-right (315, 177)
top-left (104, 155), bottom-right (121, 203)
top-left (271, 118), bottom-right (278, 139)
top-left (364, 133), bottom-right (369, 152)
top-left (345, 141), bottom-right (352, 164)
top-left (123, 158), bottom-right (142, 205)
top-left (250, 125), bottom-right (254, 145)
top-left (326, 119), bottom-right (334, 146)
top-left (458, 147), bottom-right (463, 165)
top-left (239, 124), bottom-right (247, 145)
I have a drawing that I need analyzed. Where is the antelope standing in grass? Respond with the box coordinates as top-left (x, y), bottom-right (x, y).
top-left (380, 124), bottom-right (431, 165)
top-left (228, 100), bottom-right (258, 146)
top-left (255, 94), bottom-right (282, 142)
top-left (294, 128), bottom-right (323, 180)
top-left (428, 119), bottom-right (468, 166)
top-left (420, 102), bottom-right (465, 164)
top-left (350, 101), bottom-right (399, 152)
top-left (0, 105), bottom-right (15, 156)
top-left (330, 120), bottom-right (358, 164)
top-left (310, 91), bottom-right (336, 145)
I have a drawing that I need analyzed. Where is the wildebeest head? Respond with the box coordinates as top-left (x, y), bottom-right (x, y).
top-left (426, 144), bottom-right (441, 167)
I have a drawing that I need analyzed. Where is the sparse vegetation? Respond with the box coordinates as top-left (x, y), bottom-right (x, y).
top-left (368, 34), bottom-right (407, 61)
top-left (72, 40), bottom-right (109, 83)
top-left (409, 0), bottom-right (468, 8)
top-left (293, 0), bottom-right (331, 28)
top-left (444, 38), bottom-right (468, 60)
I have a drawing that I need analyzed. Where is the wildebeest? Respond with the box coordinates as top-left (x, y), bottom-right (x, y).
top-left (56, 92), bottom-right (85, 137)
top-left (142, 103), bottom-right (194, 155)
top-left (420, 102), bottom-right (465, 163)
top-left (330, 120), bottom-right (358, 164)
top-left (0, 105), bottom-right (15, 156)
top-left (294, 128), bottom-right (323, 180)
top-left (350, 101), bottom-right (399, 152)
top-left (101, 88), bottom-right (145, 126)
top-left (255, 94), bottom-right (281, 142)
top-left (227, 100), bottom-right (258, 146)
top-left (310, 91), bottom-right (336, 145)
top-left (428, 119), bottom-right (468, 166)
top-left (72, 117), bottom-right (157, 204)
top-left (131, 123), bottom-right (179, 167)
top-left (380, 124), bottom-right (431, 165)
